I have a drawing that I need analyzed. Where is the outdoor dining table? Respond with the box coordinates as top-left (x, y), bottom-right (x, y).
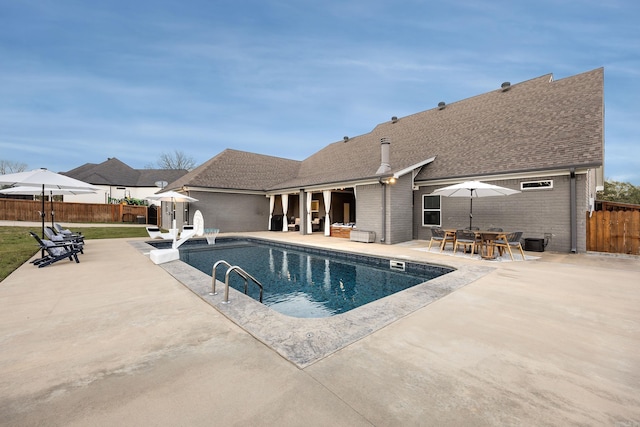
top-left (443, 229), bottom-right (509, 259)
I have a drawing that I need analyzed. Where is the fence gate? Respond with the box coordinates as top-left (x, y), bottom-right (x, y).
top-left (586, 210), bottom-right (640, 255)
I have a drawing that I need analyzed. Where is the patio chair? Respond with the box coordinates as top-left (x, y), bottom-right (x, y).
top-left (44, 226), bottom-right (84, 253)
top-left (428, 227), bottom-right (455, 251)
top-left (495, 231), bottom-right (525, 260)
top-left (29, 231), bottom-right (81, 268)
top-left (454, 229), bottom-right (477, 255)
top-left (53, 223), bottom-right (84, 243)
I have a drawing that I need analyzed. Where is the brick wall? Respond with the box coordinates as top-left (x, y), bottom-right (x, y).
top-left (413, 174), bottom-right (589, 252)
top-left (354, 184), bottom-right (383, 242)
top-left (189, 192), bottom-right (269, 232)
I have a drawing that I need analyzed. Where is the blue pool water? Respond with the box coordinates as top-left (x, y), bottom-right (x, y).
top-left (177, 238), bottom-right (452, 318)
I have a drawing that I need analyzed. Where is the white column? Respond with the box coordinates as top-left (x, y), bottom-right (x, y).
top-left (268, 195), bottom-right (275, 230)
top-left (306, 192), bottom-right (312, 234)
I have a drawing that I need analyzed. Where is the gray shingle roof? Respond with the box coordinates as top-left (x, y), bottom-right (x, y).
top-left (63, 158), bottom-right (188, 187)
top-left (164, 68), bottom-right (605, 193)
top-left (166, 149), bottom-right (301, 192)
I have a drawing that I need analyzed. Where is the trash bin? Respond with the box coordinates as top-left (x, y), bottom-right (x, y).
top-left (524, 238), bottom-right (544, 252)
top-left (270, 215), bottom-right (283, 231)
top-left (136, 215), bottom-right (146, 224)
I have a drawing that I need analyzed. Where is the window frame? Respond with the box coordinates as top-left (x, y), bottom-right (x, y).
top-left (422, 194), bottom-right (442, 227)
top-left (521, 180), bottom-right (554, 190)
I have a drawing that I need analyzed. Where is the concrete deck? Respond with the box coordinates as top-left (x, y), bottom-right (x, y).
top-left (1, 227), bottom-right (639, 426)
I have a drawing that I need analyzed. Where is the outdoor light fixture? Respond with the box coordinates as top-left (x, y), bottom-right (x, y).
top-left (379, 177), bottom-right (396, 185)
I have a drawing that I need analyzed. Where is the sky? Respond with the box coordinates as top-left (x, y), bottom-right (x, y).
top-left (1, 0), bottom-right (639, 184)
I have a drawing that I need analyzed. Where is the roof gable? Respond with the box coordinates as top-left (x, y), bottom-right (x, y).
top-left (166, 149), bottom-right (301, 191)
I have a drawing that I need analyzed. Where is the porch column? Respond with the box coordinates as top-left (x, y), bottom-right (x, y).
top-left (306, 192), bottom-right (313, 234)
top-left (268, 195), bottom-right (275, 230)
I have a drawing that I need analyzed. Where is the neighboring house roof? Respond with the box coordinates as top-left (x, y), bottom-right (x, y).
top-left (169, 68), bottom-right (604, 193)
top-left (63, 157), bottom-right (188, 187)
top-left (167, 149), bottom-right (301, 192)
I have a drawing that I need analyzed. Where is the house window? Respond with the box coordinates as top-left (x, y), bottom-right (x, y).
top-left (422, 195), bottom-right (441, 226)
top-left (521, 180), bottom-right (553, 190)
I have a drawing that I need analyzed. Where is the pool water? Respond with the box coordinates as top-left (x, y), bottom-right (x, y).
top-left (179, 239), bottom-right (451, 318)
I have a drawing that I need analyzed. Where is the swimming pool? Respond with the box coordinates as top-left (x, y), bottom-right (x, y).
top-left (178, 238), bottom-right (452, 318)
top-left (137, 235), bottom-right (491, 367)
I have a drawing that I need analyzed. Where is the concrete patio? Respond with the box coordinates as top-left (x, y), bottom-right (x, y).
top-left (0, 229), bottom-right (639, 426)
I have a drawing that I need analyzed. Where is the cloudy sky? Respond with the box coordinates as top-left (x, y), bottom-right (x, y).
top-left (1, 0), bottom-right (638, 184)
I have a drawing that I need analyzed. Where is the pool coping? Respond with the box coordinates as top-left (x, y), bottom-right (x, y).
top-left (130, 237), bottom-right (494, 368)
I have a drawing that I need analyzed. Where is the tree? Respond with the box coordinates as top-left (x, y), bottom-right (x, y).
top-left (145, 150), bottom-right (196, 170)
top-left (597, 180), bottom-right (640, 205)
top-left (0, 159), bottom-right (28, 174)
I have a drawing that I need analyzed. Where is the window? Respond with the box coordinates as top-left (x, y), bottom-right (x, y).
top-left (422, 195), bottom-right (441, 226)
top-left (521, 180), bottom-right (553, 190)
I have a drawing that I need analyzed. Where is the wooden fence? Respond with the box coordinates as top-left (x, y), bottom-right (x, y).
top-left (586, 210), bottom-right (640, 255)
top-left (0, 199), bottom-right (149, 224)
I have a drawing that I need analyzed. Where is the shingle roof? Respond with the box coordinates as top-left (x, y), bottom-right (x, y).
top-left (166, 149), bottom-right (301, 192)
top-left (166, 68), bottom-right (604, 193)
top-left (63, 158), bottom-right (188, 187)
top-left (274, 68), bottom-right (604, 190)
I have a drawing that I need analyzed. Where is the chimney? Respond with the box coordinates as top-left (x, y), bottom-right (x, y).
top-left (376, 138), bottom-right (391, 175)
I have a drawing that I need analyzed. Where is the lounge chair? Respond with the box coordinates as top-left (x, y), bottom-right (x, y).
top-left (44, 226), bottom-right (84, 253)
top-left (428, 227), bottom-right (455, 251)
top-left (495, 231), bottom-right (525, 260)
top-left (180, 225), bottom-right (196, 239)
top-left (146, 226), bottom-right (177, 240)
top-left (453, 229), bottom-right (477, 255)
top-left (53, 223), bottom-right (84, 241)
top-left (29, 231), bottom-right (81, 268)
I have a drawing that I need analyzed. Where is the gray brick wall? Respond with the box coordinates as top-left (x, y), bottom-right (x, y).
top-left (413, 174), bottom-right (590, 252)
top-left (189, 192), bottom-right (269, 232)
top-left (388, 174), bottom-right (414, 244)
top-left (354, 184), bottom-right (383, 242)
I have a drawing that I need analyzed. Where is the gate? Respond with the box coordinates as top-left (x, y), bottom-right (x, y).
top-left (586, 210), bottom-right (640, 255)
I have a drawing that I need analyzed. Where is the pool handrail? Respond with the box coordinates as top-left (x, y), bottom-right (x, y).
top-left (211, 260), bottom-right (233, 295)
top-left (223, 265), bottom-right (264, 304)
top-left (211, 260), bottom-right (264, 304)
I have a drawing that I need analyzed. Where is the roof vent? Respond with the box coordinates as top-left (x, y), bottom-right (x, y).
top-left (438, 101), bottom-right (446, 110)
top-left (391, 116), bottom-right (398, 123)
top-left (501, 82), bottom-right (511, 91)
top-left (343, 136), bottom-right (349, 142)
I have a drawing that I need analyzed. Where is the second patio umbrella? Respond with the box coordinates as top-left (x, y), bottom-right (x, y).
top-left (146, 190), bottom-right (198, 230)
top-left (431, 181), bottom-right (520, 228)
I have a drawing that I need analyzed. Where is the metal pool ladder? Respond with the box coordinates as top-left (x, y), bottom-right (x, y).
top-left (210, 260), bottom-right (264, 304)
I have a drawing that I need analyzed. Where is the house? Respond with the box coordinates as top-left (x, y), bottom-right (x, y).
top-left (62, 158), bottom-right (189, 205)
top-left (164, 68), bottom-right (604, 253)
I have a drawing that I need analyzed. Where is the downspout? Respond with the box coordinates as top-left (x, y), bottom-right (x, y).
top-left (380, 181), bottom-right (386, 243)
top-left (570, 168), bottom-right (577, 253)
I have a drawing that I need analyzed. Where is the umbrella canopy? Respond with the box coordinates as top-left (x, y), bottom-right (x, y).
top-left (146, 190), bottom-right (198, 203)
top-left (0, 168), bottom-right (98, 238)
top-left (431, 181), bottom-right (520, 228)
top-left (146, 191), bottom-right (198, 230)
top-left (0, 186), bottom-right (96, 228)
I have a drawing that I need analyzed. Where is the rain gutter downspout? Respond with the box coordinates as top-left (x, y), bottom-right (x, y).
top-left (570, 168), bottom-right (577, 253)
top-left (380, 181), bottom-right (386, 243)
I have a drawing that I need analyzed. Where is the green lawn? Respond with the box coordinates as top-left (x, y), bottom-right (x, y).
top-left (0, 226), bottom-right (149, 282)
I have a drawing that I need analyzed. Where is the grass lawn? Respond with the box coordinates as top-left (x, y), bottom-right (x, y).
top-left (0, 226), bottom-right (149, 282)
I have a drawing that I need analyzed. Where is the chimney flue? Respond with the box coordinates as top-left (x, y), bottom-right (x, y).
top-left (376, 137), bottom-right (391, 175)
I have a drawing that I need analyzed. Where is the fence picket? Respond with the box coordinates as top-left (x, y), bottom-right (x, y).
top-left (0, 199), bottom-right (148, 224)
top-left (586, 210), bottom-right (640, 255)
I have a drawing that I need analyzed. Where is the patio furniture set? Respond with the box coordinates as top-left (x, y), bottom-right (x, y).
top-left (428, 227), bottom-right (525, 260)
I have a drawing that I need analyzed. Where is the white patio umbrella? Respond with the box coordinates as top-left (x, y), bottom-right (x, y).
top-left (431, 181), bottom-right (520, 229)
top-left (0, 186), bottom-right (96, 228)
top-left (0, 168), bottom-right (99, 238)
top-left (146, 190), bottom-right (198, 230)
